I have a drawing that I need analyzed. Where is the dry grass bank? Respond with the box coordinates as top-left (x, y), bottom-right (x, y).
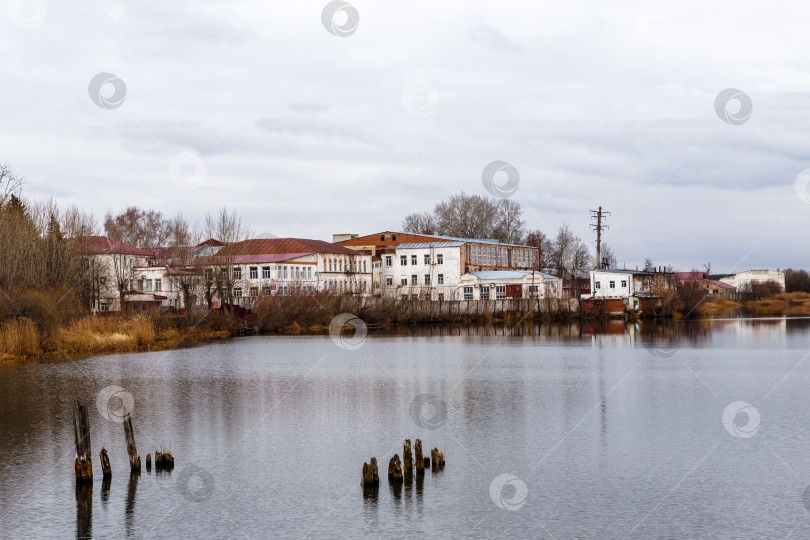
top-left (745, 292), bottom-right (810, 317)
top-left (0, 317), bottom-right (41, 358)
top-left (697, 292), bottom-right (810, 318)
top-left (0, 314), bottom-right (230, 360)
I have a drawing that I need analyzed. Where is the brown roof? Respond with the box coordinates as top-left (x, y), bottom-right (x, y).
top-left (75, 236), bottom-right (154, 256)
top-left (335, 231), bottom-right (449, 248)
top-left (218, 238), bottom-right (360, 257)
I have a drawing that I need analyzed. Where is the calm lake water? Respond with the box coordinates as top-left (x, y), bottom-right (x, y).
top-left (3, 319), bottom-right (810, 539)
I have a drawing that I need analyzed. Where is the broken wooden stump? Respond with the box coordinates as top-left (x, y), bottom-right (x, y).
top-left (414, 439), bottom-right (424, 475)
top-left (388, 454), bottom-right (403, 483)
top-left (424, 456), bottom-right (431, 469)
top-left (145, 453), bottom-right (151, 471)
top-left (403, 439), bottom-right (414, 479)
top-left (361, 457), bottom-right (380, 486)
top-left (154, 450), bottom-right (174, 471)
top-left (99, 448), bottom-right (112, 478)
top-left (123, 413), bottom-right (141, 472)
top-left (72, 401), bottom-right (93, 483)
top-left (430, 448), bottom-right (445, 470)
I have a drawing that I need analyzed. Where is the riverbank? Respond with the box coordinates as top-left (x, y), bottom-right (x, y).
top-left (694, 292), bottom-right (810, 318)
top-left (0, 315), bottom-right (230, 361)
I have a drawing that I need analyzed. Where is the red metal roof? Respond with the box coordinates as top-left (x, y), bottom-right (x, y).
top-left (706, 279), bottom-right (735, 289)
top-left (75, 236), bottom-right (154, 256)
top-left (218, 238), bottom-right (360, 257)
top-left (674, 271), bottom-right (705, 280)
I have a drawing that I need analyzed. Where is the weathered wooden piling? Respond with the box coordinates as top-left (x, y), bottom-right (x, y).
top-left (146, 453), bottom-right (151, 471)
top-left (430, 448), bottom-right (445, 469)
top-left (424, 456), bottom-right (431, 469)
top-left (154, 449), bottom-right (174, 470)
top-left (99, 448), bottom-right (112, 478)
top-left (414, 439), bottom-right (424, 475)
top-left (73, 401), bottom-right (93, 483)
top-left (403, 439), bottom-right (414, 479)
top-left (361, 457), bottom-right (380, 486)
top-left (388, 454), bottom-right (403, 483)
top-left (123, 413), bottom-right (141, 471)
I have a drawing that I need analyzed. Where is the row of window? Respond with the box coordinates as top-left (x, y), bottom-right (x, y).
top-left (594, 280), bottom-right (627, 290)
top-left (385, 273), bottom-right (446, 286)
top-left (207, 265), bottom-right (314, 281)
top-left (384, 253), bottom-right (444, 267)
top-left (131, 278), bottom-right (162, 291)
top-left (467, 245), bottom-right (535, 268)
top-left (325, 258), bottom-right (367, 273)
top-left (230, 279), bottom-right (367, 297)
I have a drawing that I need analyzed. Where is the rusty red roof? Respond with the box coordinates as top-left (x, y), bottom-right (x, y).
top-left (218, 238), bottom-right (360, 257)
top-left (75, 236), bottom-right (154, 256)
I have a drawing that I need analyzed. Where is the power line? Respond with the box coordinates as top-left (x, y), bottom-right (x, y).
top-left (590, 206), bottom-right (610, 269)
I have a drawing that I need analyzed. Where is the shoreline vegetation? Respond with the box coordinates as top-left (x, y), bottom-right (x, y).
top-left (3, 291), bottom-right (810, 361)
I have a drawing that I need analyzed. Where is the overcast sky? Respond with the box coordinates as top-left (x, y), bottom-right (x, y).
top-left (3, 0), bottom-right (810, 272)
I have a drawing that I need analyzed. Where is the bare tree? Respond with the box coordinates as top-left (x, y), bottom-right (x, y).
top-left (203, 207), bottom-right (252, 313)
top-left (104, 206), bottom-right (171, 249)
top-left (523, 229), bottom-right (552, 270)
top-left (599, 243), bottom-right (618, 269)
top-left (433, 192), bottom-right (497, 239)
top-left (493, 199), bottom-right (525, 244)
top-left (0, 163), bottom-right (24, 208)
top-left (401, 212), bottom-right (438, 235)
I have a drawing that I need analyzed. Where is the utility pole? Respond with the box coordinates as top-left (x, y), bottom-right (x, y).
top-left (590, 206), bottom-right (610, 269)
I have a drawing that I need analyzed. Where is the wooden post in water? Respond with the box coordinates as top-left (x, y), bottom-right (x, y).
top-left (73, 401), bottom-right (93, 483)
top-left (361, 457), bottom-right (380, 486)
top-left (414, 439), bottom-right (424, 475)
top-left (388, 454), bottom-right (403, 483)
top-left (146, 453), bottom-right (151, 472)
top-left (122, 413), bottom-right (141, 472)
top-left (403, 439), bottom-right (413, 480)
top-left (99, 448), bottom-right (112, 478)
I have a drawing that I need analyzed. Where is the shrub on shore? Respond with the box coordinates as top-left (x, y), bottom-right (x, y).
top-left (47, 315), bottom-right (156, 353)
top-left (0, 317), bottom-right (41, 357)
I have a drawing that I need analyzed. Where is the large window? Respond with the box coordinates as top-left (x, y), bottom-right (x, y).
top-left (249, 287), bottom-right (258, 297)
top-left (437, 274), bottom-right (444, 285)
top-left (621, 280), bottom-right (627, 288)
top-left (411, 274), bottom-right (417, 286)
top-left (411, 255), bottom-right (417, 265)
top-left (609, 281), bottom-right (615, 289)
top-left (154, 278), bottom-right (162, 291)
top-left (400, 276), bottom-right (408, 286)
top-left (262, 266), bottom-right (271, 279)
top-left (249, 267), bottom-right (258, 279)
top-left (385, 255), bottom-right (392, 267)
top-left (233, 267), bottom-right (242, 280)
top-left (424, 254), bottom-right (430, 264)
top-left (400, 255), bottom-right (407, 266)
top-left (481, 286), bottom-right (490, 300)
top-left (496, 285), bottom-right (506, 299)
top-left (463, 287), bottom-right (473, 300)
top-left (386, 276), bottom-right (393, 286)
top-left (424, 274), bottom-right (431, 285)
top-left (437, 254), bottom-right (443, 264)
top-left (233, 287), bottom-right (242, 297)
top-left (595, 281), bottom-right (601, 289)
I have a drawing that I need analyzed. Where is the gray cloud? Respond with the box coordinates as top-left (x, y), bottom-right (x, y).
top-left (1, 0), bottom-right (810, 271)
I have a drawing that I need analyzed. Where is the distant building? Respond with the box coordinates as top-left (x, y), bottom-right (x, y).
top-left (336, 231), bottom-right (543, 297)
top-left (712, 269), bottom-right (785, 292)
top-left (673, 271), bottom-right (736, 297)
